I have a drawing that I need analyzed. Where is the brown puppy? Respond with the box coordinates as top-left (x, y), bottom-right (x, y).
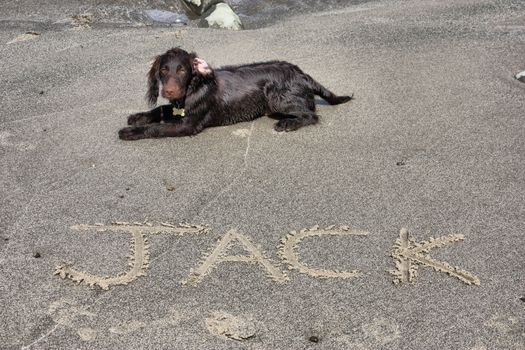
top-left (119, 48), bottom-right (352, 140)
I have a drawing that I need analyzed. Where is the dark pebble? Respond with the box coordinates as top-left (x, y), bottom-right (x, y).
top-left (119, 195), bottom-right (125, 199)
top-left (33, 252), bottom-right (41, 258)
top-left (125, 187), bottom-right (130, 191)
top-left (39, 91), bottom-right (44, 95)
top-left (396, 161), bottom-right (406, 166)
top-left (308, 336), bottom-right (319, 343)
top-left (520, 296), bottom-right (525, 302)
top-left (516, 71), bottom-right (525, 83)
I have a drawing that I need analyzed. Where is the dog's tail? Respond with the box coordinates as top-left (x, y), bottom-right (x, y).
top-left (305, 75), bottom-right (353, 105)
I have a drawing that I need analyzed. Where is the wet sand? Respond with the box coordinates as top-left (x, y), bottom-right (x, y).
top-left (1, 0), bottom-right (524, 349)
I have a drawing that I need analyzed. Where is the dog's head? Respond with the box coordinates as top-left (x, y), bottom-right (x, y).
top-left (146, 48), bottom-right (212, 106)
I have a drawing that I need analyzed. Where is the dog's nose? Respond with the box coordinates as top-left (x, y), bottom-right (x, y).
top-left (163, 87), bottom-right (177, 97)
top-left (162, 77), bottom-right (183, 99)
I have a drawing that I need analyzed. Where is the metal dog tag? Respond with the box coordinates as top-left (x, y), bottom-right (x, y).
top-left (173, 108), bottom-right (185, 117)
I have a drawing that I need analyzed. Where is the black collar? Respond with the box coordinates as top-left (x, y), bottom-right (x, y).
top-left (172, 99), bottom-right (185, 109)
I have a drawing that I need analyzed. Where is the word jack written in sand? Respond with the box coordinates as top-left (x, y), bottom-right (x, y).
top-left (55, 223), bottom-right (480, 290)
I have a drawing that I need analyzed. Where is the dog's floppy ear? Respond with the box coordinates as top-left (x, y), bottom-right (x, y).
top-left (146, 55), bottom-right (162, 107)
top-left (192, 57), bottom-right (213, 76)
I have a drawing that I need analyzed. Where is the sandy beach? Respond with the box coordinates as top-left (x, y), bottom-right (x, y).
top-left (1, 0), bottom-right (524, 349)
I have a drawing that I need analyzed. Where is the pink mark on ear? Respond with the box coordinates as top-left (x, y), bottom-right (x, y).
top-left (192, 58), bottom-right (212, 75)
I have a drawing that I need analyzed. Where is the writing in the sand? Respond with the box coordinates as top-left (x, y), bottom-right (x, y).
top-left (55, 223), bottom-right (480, 290)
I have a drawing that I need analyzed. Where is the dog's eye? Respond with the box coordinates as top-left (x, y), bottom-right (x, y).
top-left (159, 67), bottom-right (169, 75)
top-left (176, 65), bottom-right (186, 74)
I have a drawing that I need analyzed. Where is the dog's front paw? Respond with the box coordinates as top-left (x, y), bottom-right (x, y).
top-left (127, 112), bottom-right (152, 126)
top-left (274, 119), bottom-right (301, 132)
top-left (119, 126), bottom-right (147, 140)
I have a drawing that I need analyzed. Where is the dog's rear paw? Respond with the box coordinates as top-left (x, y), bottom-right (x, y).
top-left (274, 119), bottom-right (301, 132)
top-left (119, 126), bottom-right (146, 140)
top-left (127, 112), bottom-right (152, 126)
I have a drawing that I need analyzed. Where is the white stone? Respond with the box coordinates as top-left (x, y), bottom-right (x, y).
top-left (204, 3), bottom-right (243, 30)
